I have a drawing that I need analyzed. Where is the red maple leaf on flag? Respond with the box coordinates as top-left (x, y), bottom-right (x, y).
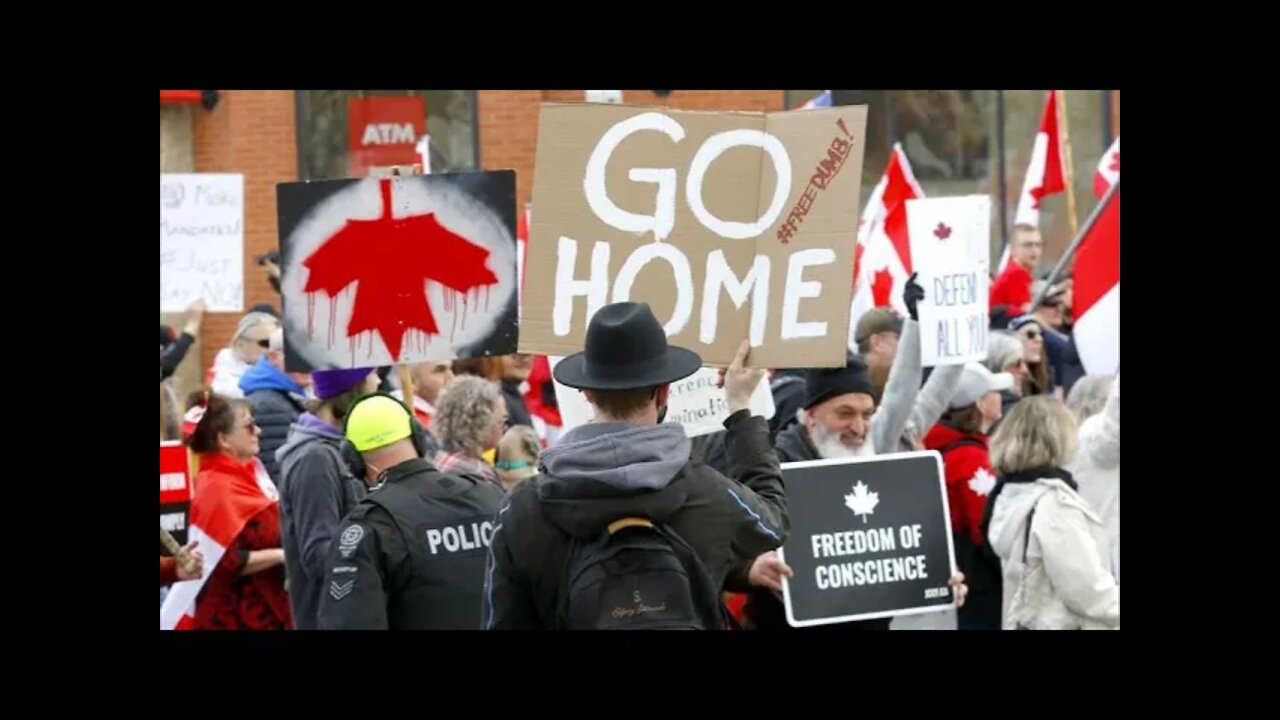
top-left (302, 178), bottom-right (499, 360)
top-left (871, 267), bottom-right (895, 307)
top-left (1109, 150), bottom-right (1120, 173)
top-left (934, 222), bottom-right (952, 240)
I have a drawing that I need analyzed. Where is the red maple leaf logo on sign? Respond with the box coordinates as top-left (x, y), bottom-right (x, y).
top-left (933, 222), bottom-right (952, 240)
top-left (871, 267), bottom-right (894, 307)
top-left (302, 178), bottom-right (499, 361)
top-left (1109, 150), bottom-right (1120, 173)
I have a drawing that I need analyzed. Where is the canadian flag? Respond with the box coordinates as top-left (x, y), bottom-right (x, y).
top-left (160, 456), bottom-right (279, 630)
top-left (998, 91), bottom-right (1068, 273)
top-left (516, 203), bottom-right (531, 320)
top-left (849, 143), bottom-right (924, 348)
top-left (1015, 91), bottom-right (1066, 228)
top-left (1094, 136), bottom-right (1119, 198)
top-left (516, 205), bottom-right (563, 448)
top-left (1072, 184), bottom-right (1120, 375)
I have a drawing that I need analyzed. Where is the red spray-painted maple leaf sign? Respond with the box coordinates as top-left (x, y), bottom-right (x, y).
top-left (933, 222), bottom-right (952, 240)
top-left (301, 178), bottom-right (499, 361)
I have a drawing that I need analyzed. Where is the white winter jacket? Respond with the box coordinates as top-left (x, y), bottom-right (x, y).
top-left (987, 476), bottom-right (1119, 630)
top-left (1071, 377), bottom-right (1119, 581)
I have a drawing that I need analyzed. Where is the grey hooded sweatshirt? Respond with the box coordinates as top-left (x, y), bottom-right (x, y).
top-left (275, 412), bottom-right (368, 630)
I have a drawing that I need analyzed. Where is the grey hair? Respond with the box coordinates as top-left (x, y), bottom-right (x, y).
top-left (1066, 375), bottom-right (1115, 424)
top-left (984, 330), bottom-right (1024, 375)
top-left (434, 375), bottom-right (502, 457)
top-left (990, 395), bottom-right (1078, 475)
top-left (233, 311), bottom-right (279, 342)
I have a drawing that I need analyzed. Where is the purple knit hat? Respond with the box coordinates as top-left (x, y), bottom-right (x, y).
top-left (312, 367), bottom-right (375, 400)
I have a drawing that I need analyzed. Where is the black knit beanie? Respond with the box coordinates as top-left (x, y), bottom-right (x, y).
top-left (803, 354), bottom-right (877, 410)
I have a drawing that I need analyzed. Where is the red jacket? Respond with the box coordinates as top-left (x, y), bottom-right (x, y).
top-left (189, 454), bottom-right (292, 630)
top-left (923, 424), bottom-right (996, 547)
top-left (989, 262), bottom-right (1033, 313)
top-left (160, 556), bottom-right (178, 587)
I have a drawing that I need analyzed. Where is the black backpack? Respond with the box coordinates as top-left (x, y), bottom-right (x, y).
top-left (558, 517), bottom-right (725, 630)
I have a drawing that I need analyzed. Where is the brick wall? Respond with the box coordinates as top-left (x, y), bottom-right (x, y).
top-left (173, 89), bottom-right (782, 382)
top-left (192, 91), bottom-right (298, 375)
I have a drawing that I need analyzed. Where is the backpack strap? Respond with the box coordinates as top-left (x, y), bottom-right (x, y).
top-left (607, 517), bottom-right (654, 534)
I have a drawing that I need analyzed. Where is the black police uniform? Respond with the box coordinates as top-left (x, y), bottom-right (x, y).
top-left (317, 458), bottom-right (504, 630)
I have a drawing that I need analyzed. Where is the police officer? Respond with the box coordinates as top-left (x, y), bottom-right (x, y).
top-left (318, 394), bottom-right (504, 630)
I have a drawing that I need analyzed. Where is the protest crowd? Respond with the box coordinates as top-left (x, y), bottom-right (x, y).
top-left (160, 89), bottom-right (1118, 631)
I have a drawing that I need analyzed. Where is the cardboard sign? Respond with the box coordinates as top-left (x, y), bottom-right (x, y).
top-left (548, 357), bottom-right (775, 438)
top-left (347, 97), bottom-right (426, 176)
top-left (160, 173), bottom-right (244, 312)
top-left (276, 171), bottom-right (518, 371)
top-left (520, 103), bottom-right (867, 369)
top-left (160, 441), bottom-right (192, 547)
top-left (779, 452), bottom-right (957, 627)
top-left (906, 195), bottom-right (991, 366)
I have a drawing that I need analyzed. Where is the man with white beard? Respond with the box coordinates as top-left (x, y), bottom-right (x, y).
top-left (774, 356), bottom-right (882, 463)
top-left (740, 352), bottom-right (968, 630)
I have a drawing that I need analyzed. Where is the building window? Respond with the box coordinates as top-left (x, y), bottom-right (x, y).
top-left (295, 90), bottom-right (478, 180)
top-left (786, 89), bottom-right (1109, 266)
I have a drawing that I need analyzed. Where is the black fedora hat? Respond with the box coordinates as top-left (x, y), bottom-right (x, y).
top-left (554, 302), bottom-right (703, 390)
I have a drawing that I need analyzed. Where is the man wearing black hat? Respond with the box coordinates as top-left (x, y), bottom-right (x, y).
top-left (483, 302), bottom-right (788, 630)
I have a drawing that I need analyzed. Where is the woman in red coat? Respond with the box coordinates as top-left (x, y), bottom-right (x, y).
top-left (923, 363), bottom-right (1012, 630)
top-left (182, 391), bottom-right (292, 630)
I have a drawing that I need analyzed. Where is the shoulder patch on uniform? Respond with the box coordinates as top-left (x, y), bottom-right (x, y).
top-left (338, 524), bottom-right (364, 558)
top-left (329, 579), bottom-right (354, 600)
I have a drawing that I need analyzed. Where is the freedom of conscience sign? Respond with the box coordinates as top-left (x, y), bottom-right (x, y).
top-left (779, 452), bottom-right (958, 627)
top-left (521, 103), bottom-right (868, 368)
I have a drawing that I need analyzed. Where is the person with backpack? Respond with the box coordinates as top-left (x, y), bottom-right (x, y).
top-left (317, 394), bottom-right (504, 630)
top-left (482, 302), bottom-right (788, 630)
top-left (922, 363), bottom-right (1014, 630)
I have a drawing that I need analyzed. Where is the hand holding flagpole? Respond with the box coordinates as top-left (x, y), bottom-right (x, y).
top-left (1034, 177), bottom-right (1119, 308)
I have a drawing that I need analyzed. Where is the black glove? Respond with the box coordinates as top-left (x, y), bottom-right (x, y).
top-left (903, 272), bottom-right (925, 321)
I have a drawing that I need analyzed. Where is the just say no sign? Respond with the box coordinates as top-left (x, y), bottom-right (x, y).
top-left (520, 103), bottom-right (868, 368)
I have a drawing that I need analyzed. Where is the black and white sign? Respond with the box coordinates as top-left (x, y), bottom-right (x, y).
top-left (906, 195), bottom-right (990, 366)
top-left (779, 452), bottom-right (957, 627)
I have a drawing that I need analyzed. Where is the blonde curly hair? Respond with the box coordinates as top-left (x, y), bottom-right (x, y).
top-left (434, 375), bottom-right (504, 457)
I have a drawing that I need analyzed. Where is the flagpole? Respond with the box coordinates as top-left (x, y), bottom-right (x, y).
top-left (1057, 90), bottom-right (1080, 238)
top-left (1034, 177), bottom-right (1119, 308)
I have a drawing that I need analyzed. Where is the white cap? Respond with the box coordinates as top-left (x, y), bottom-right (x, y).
top-left (948, 363), bottom-right (1015, 409)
